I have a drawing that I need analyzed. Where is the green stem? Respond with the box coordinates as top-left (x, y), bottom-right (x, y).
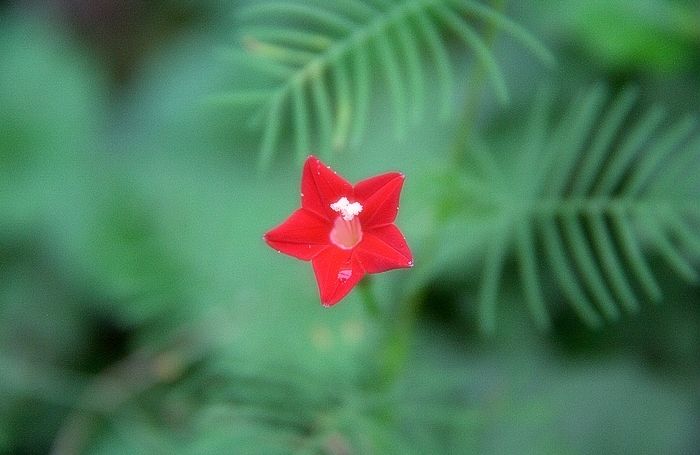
top-left (451, 0), bottom-right (509, 166)
top-left (357, 276), bottom-right (380, 318)
top-left (367, 0), bottom-right (512, 388)
top-left (355, 274), bottom-right (425, 389)
top-left (379, 290), bottom-right (422, 385)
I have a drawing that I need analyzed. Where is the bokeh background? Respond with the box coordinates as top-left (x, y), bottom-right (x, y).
top-left (1, 0), bottom-right (699, 453)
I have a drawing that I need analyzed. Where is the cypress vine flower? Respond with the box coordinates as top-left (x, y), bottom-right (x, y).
top-left (264, 156), bottom-right (413, 306)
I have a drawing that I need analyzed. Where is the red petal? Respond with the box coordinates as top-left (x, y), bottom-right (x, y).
top-left (355, 225), bottom-right (413, 273)
top-left (312, 246), bottom-right (365, 306)
top-left (301, 156), bottom-right (353, 220)
top-left (354, 172), bottom-right (405, 229)
top-left (264, 208), bottom-right (331, 260)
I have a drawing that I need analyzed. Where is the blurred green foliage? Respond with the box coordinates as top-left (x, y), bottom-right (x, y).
top-left (1, 0), bottom-right (699, 454)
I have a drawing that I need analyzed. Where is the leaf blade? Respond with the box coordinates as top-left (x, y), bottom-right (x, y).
top-left (431, 4), bottom-right (508, 103)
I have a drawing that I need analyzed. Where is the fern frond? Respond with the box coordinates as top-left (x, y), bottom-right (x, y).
top-left (349, 44), bottom-right (370, 148)
top-left (466, 85), bottom-right (700, 331)
top-left (515, 219), bottom-right (549, 329)
top-left (477, 220), bottom-right (511, 333)
top-left (609, 204), bottom-right (662, 302)
top-left (430, 3), bottom-right (509, 102)
top-left (217, 0), bottom-right (553, 166)
top-left (413, 9), bottom-right (454, 118)
top-left (539, 215), bottom-right (605, 328)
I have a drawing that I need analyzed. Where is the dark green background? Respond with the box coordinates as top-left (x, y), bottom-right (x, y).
top-left (1, 0), bottom-right (699, 453)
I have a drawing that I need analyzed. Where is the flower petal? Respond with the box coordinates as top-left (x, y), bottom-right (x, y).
top-left (264, 208), bottom-right (331, 260)
top-left (301, 156), bottom-right (353, 220)
top-left (355, 172), bottom-right (405, 229)
top-left (312, 246), bottom-right (365, 306)
top-left (355, 225), bottom-right (413, 273)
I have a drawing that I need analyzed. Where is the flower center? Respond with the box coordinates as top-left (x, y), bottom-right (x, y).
top-left (330, 197), bottom-right (363, 249)
top-left (330, 197), bottom-right (362, 221)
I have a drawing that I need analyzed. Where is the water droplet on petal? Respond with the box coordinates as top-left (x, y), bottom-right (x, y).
top-left (337, 269), bottom-right (352, 283)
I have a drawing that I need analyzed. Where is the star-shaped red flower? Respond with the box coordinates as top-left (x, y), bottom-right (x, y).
top-left (264, 156), bottom-right (413, 306)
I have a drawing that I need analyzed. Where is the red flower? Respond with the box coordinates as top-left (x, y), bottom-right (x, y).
top-left (264, 156), bottom-right (413, 306)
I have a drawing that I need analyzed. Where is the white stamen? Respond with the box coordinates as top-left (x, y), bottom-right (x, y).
top-left (330, 197), bottom-right (363, 221)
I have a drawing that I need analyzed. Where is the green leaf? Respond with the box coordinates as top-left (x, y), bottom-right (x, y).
top-left (445, 85), bottom-right (700, 330)
top-left (215, 0), bottom-right (553, 166)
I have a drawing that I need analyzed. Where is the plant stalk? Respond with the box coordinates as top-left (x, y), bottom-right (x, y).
top-left (451, 0), bottom-right (510, 167)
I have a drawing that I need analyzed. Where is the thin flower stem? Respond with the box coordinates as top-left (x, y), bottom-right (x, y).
top-left (359, 288), bottom-right (422, 390)
top-left (451, 0), bottom-right (509, 167)
top-left (380, 291), bottom-right (421, 385)
top-left (357, 276), bottom-right (380, 318)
